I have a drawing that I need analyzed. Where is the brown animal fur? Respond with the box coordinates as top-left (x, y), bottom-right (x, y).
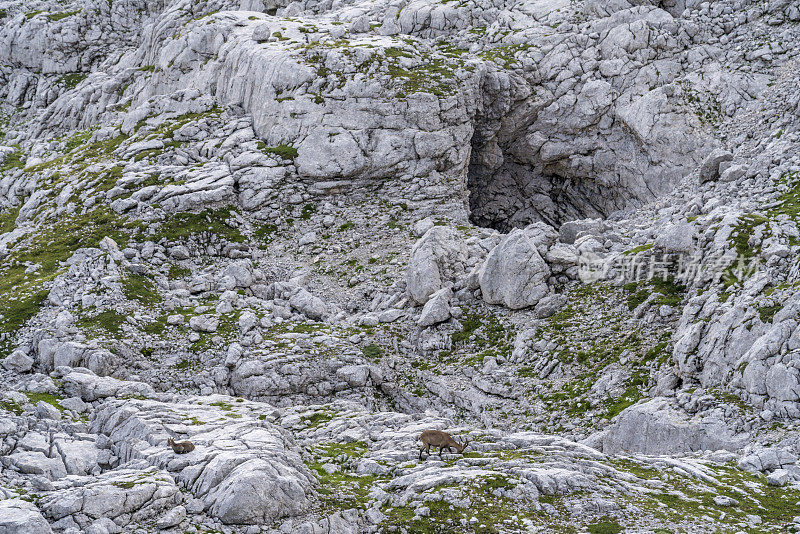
top-left (418, 430), bottom-right (469, 460)
top-left (167, 437), bottom-right (195, 454)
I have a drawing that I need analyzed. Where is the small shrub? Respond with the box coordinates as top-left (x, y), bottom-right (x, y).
top-left (623, 243), bottom-right (653, 255)
top-left (142, 319), bottom-right (165, 335)
top-left (255, 223), bottom-right (278, 240)
top-left (362, 344), bottom-right (382, 359)
top-left (0, 148), bottom-right (25, 172)
top-left (758, 304), bottom-right (783, 324)
top-left (300, 204), bottom-right (317, 220)
top-left (626, 288), bottom-right (651, 310)
top-left (47, 10), bottom-right (80, 21)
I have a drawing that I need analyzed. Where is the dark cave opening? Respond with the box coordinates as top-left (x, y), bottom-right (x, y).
top-left (466, 131), bottom-right (612, 233)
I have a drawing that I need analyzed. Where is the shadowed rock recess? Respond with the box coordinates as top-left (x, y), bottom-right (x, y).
top-left (2, 0), bottom-right (800, 531)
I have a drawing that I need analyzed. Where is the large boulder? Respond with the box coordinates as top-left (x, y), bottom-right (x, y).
top-left (55, 438), bottom-right (102, 476)
top-left (35, 339), bottom-right (115, 376)
top-left (5, 451), bottom-right (67, 480)
top-left (289, 287), bottom-right (327, 320)
top-left (91, 396), bottom-right (316, 526)
top-left (406, 227), bottom-right (467, 305)
top-left (2, 350), bottom-right (34, 373)
top-left (654, 223), bottom-right (696, 254)
top-left (206, 457), bottom-right (310, 524)
top-left (189, 315), bottom-right (219, 333)
top-left (478, 226), bottom-right (554, 310)
top-left (222, 260), bottom-right (255, 288)
top-left (40, 469), bottom-right (179, 526)
top-left (558, 219), bottom-right (604, 245)
top-left (738, 447), bottom-right (798, 473)
top-left (699, 149), bottom-right (733, 183)
top-left (417, 287), bottom-right (452, 327)
top-left (601, 398), bottom-right (749, 455)
top-left (0, 499), bottom-right (53, 534)
top-left (61, 370), bottom-right (156, 402)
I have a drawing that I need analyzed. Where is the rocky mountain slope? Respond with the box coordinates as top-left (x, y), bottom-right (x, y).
top-left (1, 0), bottom-right (800, 531)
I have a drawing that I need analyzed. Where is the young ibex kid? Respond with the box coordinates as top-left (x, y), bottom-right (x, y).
top-left (167, 437), bottom-right (195, 454)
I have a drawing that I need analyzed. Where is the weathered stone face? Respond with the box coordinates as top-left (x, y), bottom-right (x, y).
top-left (1, 0), bottom-right (800, 531)
top-left (466, 13), bottom-right (715, 232)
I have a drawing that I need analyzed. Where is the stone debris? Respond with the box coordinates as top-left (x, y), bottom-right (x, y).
top-left (0, 0), bottom-right (800, 531)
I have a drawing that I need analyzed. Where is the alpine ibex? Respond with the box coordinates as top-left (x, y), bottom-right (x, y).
top-left (418, 430), bottom-right (469, 460)
top-left (167, 437), bottom-right (195, 454)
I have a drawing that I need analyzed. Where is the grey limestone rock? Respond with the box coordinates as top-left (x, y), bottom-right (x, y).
top-left (601, 398), bottom-right (749, 454)
top-left (0, 499), bottom-right (53, 534)
top-left (699, 149), bottom-right (734, 183)
top-left (478, 227), bottom-right (553, 310)
top-left (407, 227), bottom-right (468, 305)
top-left (417, 287), bottom-right (452, 327)
top-left (2, 350), bottom-right (33, 373)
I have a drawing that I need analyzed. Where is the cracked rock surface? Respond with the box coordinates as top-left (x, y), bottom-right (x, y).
top-left (2, 0), bottom-right (800, 531)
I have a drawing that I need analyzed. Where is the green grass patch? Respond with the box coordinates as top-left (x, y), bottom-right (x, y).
top-left (380, 473), bottom-right (539, 534)
top-left (299, 410), bottom-right (337, 429)
top-left (0, 207), bottom-right (136, 335)
top-left (24, 392), bottom-right (64, 412)
top-left (156, 207), bottom-right (244, 243)
top-left (314, 441), bottom-right (367, 458)
top-left (650, 276), bottom-right (685, 306)
top-left (769, 170), bottom-right (800, 221)
top-left (122, 274), bottom-right (161, 305)
top-left (448, 310), bottom-right (514, 364)
top-left (758, 303), bottom-right (783, 324)
top-left (624, 277), bottom-right (685, 310)
top-left (623, 243), bottom-right (653, 255)
top-left (188, 311), bottom-right (240, 352)
top-left (587, 518), bottom-right (622, 534)
top-left (254, 223), bottom-right (278, 241)
top-left (300, 203), bottom-right (316, 220)
top-left (259, 143), bottom-right (298, 160)
top-left (478, 43), bottom-right (533, 69)
top-left (77, 309), bottom-right (127, 334)
top-left (167, 264), bottom-right (191, 280)
top-left (0, 399), bottom-right (23, 415)
top-left (602, 371), bottom-right (648, 419)
top-left (59, 72), bottom-right (88, 90)
top-left (729, 213), bottom-right (768, 259)
top-left (47, 10), bottom-right (80, 21)
top-left (362, 343), bottom-right (382, 360)
top-left (0, 148), bottom-right (25, 172)
top-left (142, 317), bottom-right (166, 335)
top-left (387, 57), bottom-right (458, 98)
